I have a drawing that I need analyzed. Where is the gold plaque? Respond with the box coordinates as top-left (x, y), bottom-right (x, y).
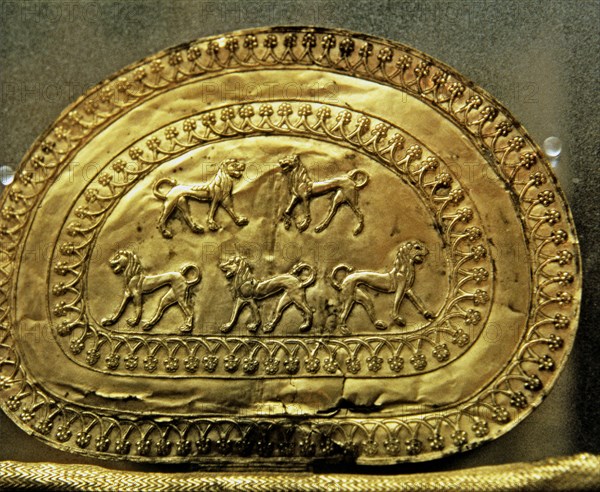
top-left (0, 27), bottom-right (581, 465)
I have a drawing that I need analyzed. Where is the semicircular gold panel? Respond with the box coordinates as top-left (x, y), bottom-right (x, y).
top-left (0, 27), bottom-right (581, 465)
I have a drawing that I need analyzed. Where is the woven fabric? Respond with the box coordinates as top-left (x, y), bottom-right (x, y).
top-left (0, 453), bottom-right (599, 491)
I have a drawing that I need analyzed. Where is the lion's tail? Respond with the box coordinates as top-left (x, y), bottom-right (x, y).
top-left (330, 264), bottom-right (353, 290)
top-left (152, 177), bottom-right (177, 201)
top-left (290, 262), bottom-right (316, 288)
top-left (180, 264), bottom-right (202, 286)
top-left (348, 169), bottom-right (369, 189)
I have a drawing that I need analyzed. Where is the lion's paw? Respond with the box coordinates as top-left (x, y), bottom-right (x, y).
top-left (299, 323), bottom-right (311, 333)
top-left (338, 324), bottom-right (352, 336)
top-left (296, 218), bottom-right (310, 232)
top-left (180, 323), bottom-right (193, 333)
top-left (246, 322), bottom-right (260, 333)
top-left (220, 324), bottom-right (234, 333)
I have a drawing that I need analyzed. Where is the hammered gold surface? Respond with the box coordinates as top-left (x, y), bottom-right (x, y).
top-left (0, 27), bottom-right (581, 466)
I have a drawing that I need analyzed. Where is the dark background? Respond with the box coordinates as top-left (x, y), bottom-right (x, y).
top-left (0, 0), bottom-right (598, 473)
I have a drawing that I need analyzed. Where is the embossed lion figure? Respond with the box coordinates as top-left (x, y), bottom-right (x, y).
top-left (152, 158), bottom-right (249, 238)
top-left (330, 240), bottom-right (435, 335)
top-left (219, 255), bottom-right (316, 334)
top-left (101, 250), bottom-right (201, 332)
top-left (278, 154), bottom-right (370, 235)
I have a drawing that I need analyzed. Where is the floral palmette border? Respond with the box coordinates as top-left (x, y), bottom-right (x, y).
top-left (0, 28), bottom-right (579, 462)
top-left (49, 101), bottom-right (493, 377)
